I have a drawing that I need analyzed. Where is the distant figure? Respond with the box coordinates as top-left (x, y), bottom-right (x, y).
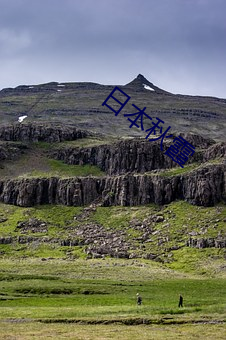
top-left (136, 293), bottom-right (142, 306)
top-left (178, 294), bottom-right (183, 308)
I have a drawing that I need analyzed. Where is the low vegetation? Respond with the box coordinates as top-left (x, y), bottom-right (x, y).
top-left (0, 257), bottom-right (225, 339)
top-left (0, 141), bottom-right (105, 179)
top-left (23, 160), bottom-right (105, 178)
top-left (0, 201), bottom-right (225, 277)
top-left (0, 322), bottom-right (225, 340)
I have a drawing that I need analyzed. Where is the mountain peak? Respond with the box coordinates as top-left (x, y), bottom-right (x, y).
top-left (125, 74), bottom-right (171, 94)
top-left (136, 73), bottom-right (147, 81)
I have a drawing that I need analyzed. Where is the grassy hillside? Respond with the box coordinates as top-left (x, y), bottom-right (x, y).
top-left (0, 140), bottom-right (106, 179)
top-left (0, 201), bottom-right (225, 277)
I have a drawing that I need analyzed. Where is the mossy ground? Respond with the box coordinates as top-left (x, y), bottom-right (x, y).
top-left (24, 159), bottom-right (104, 178)
top-left (0, 200), bottom-right (225, 276)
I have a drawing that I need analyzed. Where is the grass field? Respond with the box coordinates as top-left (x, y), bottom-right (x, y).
top-left (0, 322), bottom-right (225, 340)
top-left (0, 196), bottom-right (225, 338)
top-left (0, 257), bottom-right (225, 339)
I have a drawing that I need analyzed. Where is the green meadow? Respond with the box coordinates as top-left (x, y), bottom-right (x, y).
top-left (0, 200), bottom-right (225, 338)
top-left (0, 257), bottom-right (225, 339)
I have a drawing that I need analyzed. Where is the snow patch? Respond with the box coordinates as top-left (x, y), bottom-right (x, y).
top-left (143, 84), bottom-right (155, 91)
top-left (18, 115), bottom-right (27, 123)
top-left (29, 86), bottom-right (34, 89)
top-left (57, 89), bottom-right (62, 92)
top-left (57, 84), bottom-right (65, 87)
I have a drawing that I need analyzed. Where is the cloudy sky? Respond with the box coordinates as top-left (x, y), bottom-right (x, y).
top-left (0, 0), bottom-right (225, 97)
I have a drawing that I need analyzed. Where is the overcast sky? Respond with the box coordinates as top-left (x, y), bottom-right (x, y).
top-left (0, 0), bottom-right (225, 97)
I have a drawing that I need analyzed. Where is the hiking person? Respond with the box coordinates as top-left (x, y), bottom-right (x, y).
top-left (136, 293), bottom-right (142, 306)
top-left (178, 294), bottom-right (183, 307)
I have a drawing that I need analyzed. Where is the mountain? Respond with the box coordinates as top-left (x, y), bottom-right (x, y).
top-left (0, 74), bottom-right (226, 141)
top-left (0, 75), bottom-right (225, 331)
top-left (0, 75), bottom-right (225, 266)
top-left (125, 73), bottom-right (171, 94)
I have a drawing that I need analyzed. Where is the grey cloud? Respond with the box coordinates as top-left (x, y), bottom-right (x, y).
top-left (0, 0), bottom-right (225, 97)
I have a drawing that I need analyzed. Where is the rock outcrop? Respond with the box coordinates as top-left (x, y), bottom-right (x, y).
top-left (0, 142), bottom-right (28, 161)
top-left (0, 164), bottom-right (225, 207)
top-left (50, 136), bottom-right (218, 176)
top-left (203, 142), bottom-right (226, 160)
top-left (0, 123), bottom-right (91, 142)
top-left (51, 140), bottom-right (176, 175)
top-left (187, 237), bottom-right (226, 249)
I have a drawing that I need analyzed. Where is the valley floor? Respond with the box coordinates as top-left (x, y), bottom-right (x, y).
top-left (0, 185), bottom-right (225, 339)
top-left (0, 257), bottom-right (225, 339)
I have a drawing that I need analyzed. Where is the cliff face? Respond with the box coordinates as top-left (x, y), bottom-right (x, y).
top-left (50, 136), bottom-right (217, 176)
top-left (51, 140), bottom-right (175, 175)
top-left (0, 142), bottom-right (28, 161)
top-left (0, 164), bottom-right (225, 207)
top-left (0, 124), bottom-right (90, 142)
top-left (0, 124), bottom-right (225, 208)
top-left (203, 142), bottom-right (226, 160)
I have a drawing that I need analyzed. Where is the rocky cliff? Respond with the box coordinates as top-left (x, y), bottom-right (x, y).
top-left (50, 134), bottom-right (219, 175)
top-left (0, 123), bottom-right (91, 142)
top-left (0, 163), bottom-right (225, 207)
top-left (0, 124), bottom-right (225, 208)
top-left (51, 140), bottom-right (176, 175)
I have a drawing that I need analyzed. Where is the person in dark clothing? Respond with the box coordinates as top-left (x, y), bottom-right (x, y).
top-left (178, 294), bottom-right (183, 307)
top-left (137, 293), bottom-right (142, 306)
